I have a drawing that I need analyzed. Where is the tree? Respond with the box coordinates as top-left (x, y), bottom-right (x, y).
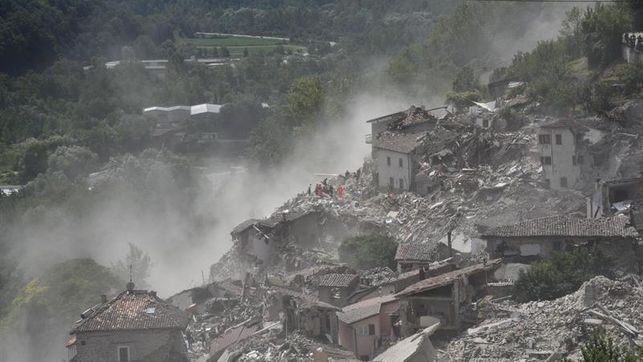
top-left (1, 258), bottom-right (122, 361)
top-left (285, 77), bottom-right (324, 129)
top-left (339, 235), bottom-right (398, 270)
top-left (111, 243), bottom-right (152, 289)
top-left (47, 145), bottom-right (98, 180)
top-left (452, 66), bottom-right (480, 93)
top-left (513, 249), bottom-right (613, 302)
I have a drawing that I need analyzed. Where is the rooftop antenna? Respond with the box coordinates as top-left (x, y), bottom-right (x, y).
top-left (126, 264), bottom-right (135, 292)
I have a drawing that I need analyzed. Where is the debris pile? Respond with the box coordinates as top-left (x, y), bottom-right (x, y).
top-left (441, 275), bottom-right (643, 361)
top-left (223, 331), bottom-right (355, 362)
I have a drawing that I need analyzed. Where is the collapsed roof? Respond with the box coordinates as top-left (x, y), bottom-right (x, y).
top-left (337, 294), bottom-right (397, 324)
top-left (396, 259), bottom-right (502, 297)
top-left (394, 242), bottom-right (450, 262)
top-left (314, 273), bottom-right (359, 288)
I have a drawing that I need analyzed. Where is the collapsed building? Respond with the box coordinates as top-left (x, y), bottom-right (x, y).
top-left (199, 90), bottom-right (643, 360)
top-left (396, 259), bottom-right (502, 334)
top-left (366, 106), bottom-right (448, 194)
top-left (591, 177), bottom-right (643, 217)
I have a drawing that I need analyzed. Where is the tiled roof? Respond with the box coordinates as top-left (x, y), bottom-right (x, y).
top-left (337, 294), bottom-right (398, 324)
top-left (540, 118), bottom-right (583, 130)
top-left (396, 259), bottom-right (502, 297)
top-left (394, 242), bottom-right (449, 262)
top-left (72, 290), bottom-right (189, 333)
top-left (373, 131), bottom-right (425, 154)
top-left (481, 215), bottom-right (639, 238)
top-left (315, 273), bottom-right (359, 288)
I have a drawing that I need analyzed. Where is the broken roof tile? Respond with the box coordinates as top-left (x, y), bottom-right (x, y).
top-left (394, 242), bottom-right (449, 262)
top-left (396, 259), bottom-right (502, 297)
top-left (315, 273), bottom-right (359, 288)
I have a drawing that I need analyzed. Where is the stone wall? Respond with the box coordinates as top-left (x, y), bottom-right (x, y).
top-left (73, 329), bottom-right (185, 362)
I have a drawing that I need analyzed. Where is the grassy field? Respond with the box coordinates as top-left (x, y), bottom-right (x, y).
top-left (177, 33), bottom-right (307, 57)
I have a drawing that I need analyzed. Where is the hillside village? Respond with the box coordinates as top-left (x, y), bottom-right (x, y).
top-left (7, 1), bottom-right (643, 361)
top-left (65, 55), bottom-right (643, 361)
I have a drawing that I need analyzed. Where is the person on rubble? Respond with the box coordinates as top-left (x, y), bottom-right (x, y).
top-left (307, 184), bottom-right (311, 196)
top-left (337, 184), bottom-right (345, 200)
top-left (345, 170), bottom-right (350, 179)
top-left (315, 183), bottom-right (321, 197)
top-left (631, 34), bottom-right (637, 48)
top-left (637, 35), bottom-right (643, 51)
top-left (328, 184), bottom-right (334, 197)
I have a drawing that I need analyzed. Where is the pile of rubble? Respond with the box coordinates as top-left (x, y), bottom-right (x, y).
top-left (222, 331), bottom-right (355, 362)
top-left (440, 275), bottom-right (643, 361)
top-left (266, 155), bottom-right (584, 250)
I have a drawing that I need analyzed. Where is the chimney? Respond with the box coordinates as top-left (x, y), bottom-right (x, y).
top-left (100, 294), bottom-right (107, 303)
top-left (126, 281), bottom-right (135, 292)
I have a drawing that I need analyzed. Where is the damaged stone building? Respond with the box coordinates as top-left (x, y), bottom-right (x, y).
top-left (394, 242), bottom-right (453, 273)
top-left (590, 177), bottom-right (643, 217)
top-left (537, 119), bottom-right (588, 190)
top-left (67, 283), bottom-right (189, 362)
top-left (337, 294), bottom-right (401, 361)
top-left (230, 210), bottom-right (357, 266)
top-left (313, 272), bottom-right (360, 307)
top-left (481, 215), bottom-right (641, 270)
top-left (366, 106), bottom-right (447, 193)
top-left (264, 286), bottom-right (340, 342)
top-left (395, 259), bottom-right (502, 334)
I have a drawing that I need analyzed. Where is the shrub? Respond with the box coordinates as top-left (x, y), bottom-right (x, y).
top-left (338, 235), bottom-right (398, 270)
top-left (562, 334), bottom-right (643, 362)
top-left (513, 249), bottom-right (612, 302)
